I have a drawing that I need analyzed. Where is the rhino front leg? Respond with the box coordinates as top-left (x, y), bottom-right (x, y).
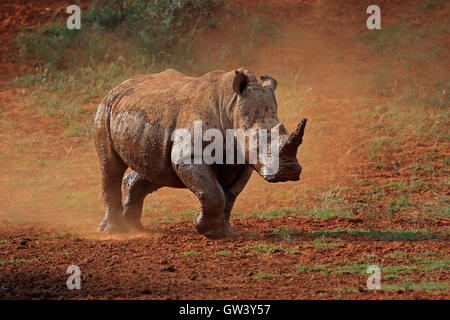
top-left (221, 166), bottom-right (253, 236)
top-left (174, 163), bottom-right (230, 239)
top-left (122, 171), bottom-right (160, 231)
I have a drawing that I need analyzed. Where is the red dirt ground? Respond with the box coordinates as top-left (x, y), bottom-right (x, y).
top-left (0, 0), bottom-right (448, 299)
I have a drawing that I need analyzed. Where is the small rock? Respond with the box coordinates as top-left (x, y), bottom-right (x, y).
top-left (316, 290), bottom-right (325, 294)
top-left (161, 266), bottom-right (176, 272)
top-left (18, 238), bottom-right (31, 245)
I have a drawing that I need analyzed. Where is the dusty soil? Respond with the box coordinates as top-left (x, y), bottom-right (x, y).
top-left (1, 217), bottom-right (448, 299)
top-left (0, 0), bottom-right (448, 299)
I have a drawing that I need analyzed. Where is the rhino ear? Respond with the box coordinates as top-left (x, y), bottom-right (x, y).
top-left (260, 76), bottom-right (277, 91)
top-left (233, 70), bottom-right (249, 96)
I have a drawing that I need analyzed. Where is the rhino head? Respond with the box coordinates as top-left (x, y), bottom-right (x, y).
top-left (227, 68), bottom-right (307, 183)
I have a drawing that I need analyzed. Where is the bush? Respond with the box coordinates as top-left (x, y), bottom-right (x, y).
top-left (16, 0), bottom-right (221, 71)
top-left (14, 0), bottom-right (221, 136)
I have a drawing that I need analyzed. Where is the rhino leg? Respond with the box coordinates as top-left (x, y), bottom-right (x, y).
top-left (174, 163), bottom-right (231, 239)
top-left (221, 166), bottom-right (253, 237)
top-left (122, 171), bottom-right (160, 231)
top-left (97, 149), bottom-right (128, 233)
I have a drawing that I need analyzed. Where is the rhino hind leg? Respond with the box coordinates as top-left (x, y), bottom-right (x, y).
top-left (122, 171), bottom-right (160, 231)
top-left (97, 149), bottom-right (128, 233)
top-left (174, 163), bottom-right (233, 239)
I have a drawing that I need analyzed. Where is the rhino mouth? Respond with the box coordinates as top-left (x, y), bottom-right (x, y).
top-left (260, 160), bottom-right (302, 183)
top-left (264, 174), bottom-right (300, 183)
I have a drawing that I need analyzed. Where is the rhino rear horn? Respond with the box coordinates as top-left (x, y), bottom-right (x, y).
top-left (280, 119), bottom-right (307, 155)
top-left (260, 76), bottom-right (277, 91)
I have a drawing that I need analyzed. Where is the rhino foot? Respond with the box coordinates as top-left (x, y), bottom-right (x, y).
top-left (124, 217), bottom-right (145, 232)
top-left (224, 221), bottom-right (237, 238)
top-left (97, 217), bottom-right (127, 233)
top-left (194, 212), bottom-right (236, 239)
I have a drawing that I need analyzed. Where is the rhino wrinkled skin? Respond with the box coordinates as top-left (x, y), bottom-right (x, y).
top-left (94, 67), bottom-right (307, 239)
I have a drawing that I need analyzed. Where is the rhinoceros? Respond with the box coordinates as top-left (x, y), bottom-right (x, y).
top-left (94, 67), bottom-right (307, 239)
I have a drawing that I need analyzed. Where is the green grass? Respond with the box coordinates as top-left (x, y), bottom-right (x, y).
top-left (387, 251), bottom-right (407, 258)
top-left (0, 239), bottom-right (8, 244)
top-left (355, 179), bottom-right (374, 186)
top-left (421, 196), bottom-right (450, 218)
top-left (42, 231), bottom-right (79, 239)
top-left (237, 187), bottom-right (359, 221)
top-left (313, 237), bottom-right (343, 248)
top-left (412, 257), bottom-right (450, 272)
top-left (217, 250), bottom-right (230, 256)
top-left (386, 194), bottom-right (412, 218)
top-left (239, 207), bottom-right (297, 219)
top-left (332, 283), bottom-right (449, 292)
top-left (381, 282), bottom-right (450, 291)
top-left (308, 189), bottom-right (355, 219)
top-left (177, 209), bottom-right (197, 220)
top-left (183, 250), bottom-right (199, 256)
top-left (356, 97), bottom-right (449, 162)
top-left (419, 250), bottom-right (439, 256)
top-left (253, 272), bottom-right (279, 280)
top-left (259, 208), bottom-right (297, 218)
top-left (271, 228), bottom-right (442, 242)
top-left (295, 264), bottom-right (329, 273)
top-left (0, 258), bottom-right (37, 264)
top-left (222, 7), bottom-right (281, 65)
top-left (355, 177), bottom-right (449, 219)
top-left (352, 15), bottom-right (449, 182)
top-left (333, 286), bottom-right (358, 293)
top-left (355, 20), bottom-right (449, 55)
top-left (295, 257), bottom-right (448, 276)
top-left (347, 229), bottom-right (438, 241)
top-left (310, 229), bottom-right (440, 241)
top-left (271, 229), bottom-right (301, 242)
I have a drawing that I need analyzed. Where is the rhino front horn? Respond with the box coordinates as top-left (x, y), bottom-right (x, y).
top-left (280, 118), bottom-right (307, 155)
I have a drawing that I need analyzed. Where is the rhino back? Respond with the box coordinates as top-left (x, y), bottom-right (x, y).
top-left (105, 69), bottom-right (224, 187)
